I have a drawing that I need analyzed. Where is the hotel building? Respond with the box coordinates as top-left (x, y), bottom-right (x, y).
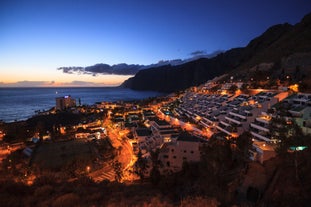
top-left (55, 95), bottom-right (76, 110)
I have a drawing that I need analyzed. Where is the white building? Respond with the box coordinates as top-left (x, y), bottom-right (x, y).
top-left (249, 141), bottom-right (276, 164)
top-left (150, 119), bottom-right (179, 144)
top-left (158, 134), bottom-right (207, 174)
top-left (216, 91), bottom-right (286, 138)
top-left (250, 112), bottom-right (272, 142)
top-left (289, 106), bottom-right (311, 135)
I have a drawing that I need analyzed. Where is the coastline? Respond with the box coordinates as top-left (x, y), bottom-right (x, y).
top-left (0, 87), bottom-right (164, 123)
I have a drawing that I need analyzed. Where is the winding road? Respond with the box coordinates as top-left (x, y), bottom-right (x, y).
top-left (89, 119), bottom-right (135, 182)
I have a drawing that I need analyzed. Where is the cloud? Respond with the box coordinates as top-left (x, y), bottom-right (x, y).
top-left (57, 63), bottom-right (144, 76)
top-left (205, 50), bottom-right (224, 58)
top-left (190, 49), bottom-right (224, 59)
top-left (0, 80), bottom-right (105, 87)
top-left (0, 81), bottom-right (55, 87)
top-left (57, 52), bottom-right (225, 78)
top-left (63, 81), bottom-right (100, 86)
top-left (190, 50), bottom-right (207, 56)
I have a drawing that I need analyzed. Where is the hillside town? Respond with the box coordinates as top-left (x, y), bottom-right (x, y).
top-left (0, 77), bottom-right (311, 206)
top-left (1, 78), bottom-right (310, 172)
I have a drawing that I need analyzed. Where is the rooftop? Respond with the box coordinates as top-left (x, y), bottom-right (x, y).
top-left (135, 128), bottom-right (152, 137)
top-left (289, 106), bottom-right (306, 112)
top-left (177, 133), bottom-right (207, 143)
top-left (154, 119), bottom-right (170, 126)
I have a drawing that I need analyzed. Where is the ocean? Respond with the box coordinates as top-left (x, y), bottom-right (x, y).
top-left (0, 87), bottom-right (164, 123)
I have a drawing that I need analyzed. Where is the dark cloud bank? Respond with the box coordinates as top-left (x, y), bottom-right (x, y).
top-left (58, 64), bottom-right (144, 76)
top-left (57, 50), bottom-right (223, 76)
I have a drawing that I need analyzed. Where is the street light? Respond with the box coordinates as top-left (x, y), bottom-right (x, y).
top-left (86, 166), bottom-right (90, 173)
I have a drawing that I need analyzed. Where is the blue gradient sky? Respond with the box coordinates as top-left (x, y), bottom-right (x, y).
top-left (1, 0), bottom-right (310, 86)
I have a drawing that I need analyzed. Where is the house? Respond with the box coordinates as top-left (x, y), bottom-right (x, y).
top-left (150, 119), bottom-right (179, 144)
top-left (96, 102), bottom-right (120, 109)
top-left (249, 141), bottom-right (276, 164)
top-left (216, 91), bottom-right (285, 138)
top-left (134, 128), bottom-right (152, 143)
top-left (289, 93), bottom-right (311, 106)
top-left (158, 133), bottom-right (207, 174)
top-left (289, 106), bottom-right (311, 135)
top-left (142, 110), bottom-right (156, 120)
top-left (126, 112), bottom-right (141, 123)
top-left (250, 112), bottom-right (272, 142)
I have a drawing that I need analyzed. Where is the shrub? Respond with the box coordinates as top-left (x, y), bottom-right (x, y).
top-left (52, 193), bottom-right (80, 207)
top-left (34, 185), bottom-right (54, 197)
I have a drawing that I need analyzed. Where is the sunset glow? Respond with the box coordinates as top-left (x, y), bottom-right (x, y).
top-left (1, 0), bottom-right (309, 87)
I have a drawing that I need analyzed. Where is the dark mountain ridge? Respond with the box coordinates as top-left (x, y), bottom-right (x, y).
top-left (122, 12), bottom-right (311, 92)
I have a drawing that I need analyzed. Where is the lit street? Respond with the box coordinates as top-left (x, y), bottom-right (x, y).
top-left (88, 118), bottom-right (136, 182)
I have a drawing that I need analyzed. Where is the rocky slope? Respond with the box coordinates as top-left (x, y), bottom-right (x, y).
top-left (122, 12), bottom-right (311, 92)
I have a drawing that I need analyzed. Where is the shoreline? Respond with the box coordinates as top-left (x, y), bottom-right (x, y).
top-left (0, 87), bottom-right (164, 123)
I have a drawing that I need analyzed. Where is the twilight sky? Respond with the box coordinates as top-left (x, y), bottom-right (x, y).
top-left (1, 0), bottom-right (311, 87)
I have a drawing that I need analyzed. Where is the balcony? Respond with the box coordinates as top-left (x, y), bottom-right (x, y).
top-left (199, 120), bottom-right (210, 128)
top-left (229, 111), bottom-right (247, 120)
top-left (202, 117), bottom-right (213, 124)
top-left (225, 116), bottom-right (241, 125)
top-left (220, 121), bottom-right (230, 127)
top-left (250, 123), bottom-right (269, 132)
top-left (255, 117), bottom-right (270, 125)
top-left (251, 131), bottom-right (270, 142)
top-left (216, 125), bottom-right (232, 136)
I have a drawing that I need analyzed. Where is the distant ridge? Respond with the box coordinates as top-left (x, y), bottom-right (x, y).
top-left (121, 12), bottom-right (311, 92)
top-left (57, 54), bottom-right (219, 76)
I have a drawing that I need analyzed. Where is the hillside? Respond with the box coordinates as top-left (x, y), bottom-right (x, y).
top-left (122, 12), bottom-right (311, 92)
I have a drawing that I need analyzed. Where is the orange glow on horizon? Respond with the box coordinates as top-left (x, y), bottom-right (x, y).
top-left (0, 73), bottom-right (133, 87)
top-left (1, 64), bottom-right (133, 87)
top-left (0, 81), bottom-right (120, 87)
